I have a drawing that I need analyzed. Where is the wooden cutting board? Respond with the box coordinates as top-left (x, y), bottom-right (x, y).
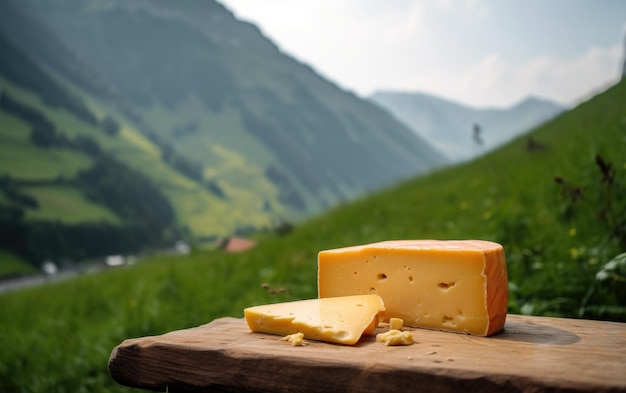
top-left (109, 314), bottom-right (626, 393)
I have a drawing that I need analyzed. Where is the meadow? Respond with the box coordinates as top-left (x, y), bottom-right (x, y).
top-left (0, 80), bottom-right (625, 392)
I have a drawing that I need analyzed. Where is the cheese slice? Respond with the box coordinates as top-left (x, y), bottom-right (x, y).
top-left (318, 240), bottom-right (508, 336)
top-left (244, 294), bottom-right (385, 345)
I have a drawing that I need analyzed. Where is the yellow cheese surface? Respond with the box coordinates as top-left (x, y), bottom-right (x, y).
top-left (389, 317), bottom-right (404, 331)
top-left (244, 294), bottom-right (385, 345)
top-left (318, 240), bottom-right (508, 336)
top-left (281, 332), bottom-right (305, 346)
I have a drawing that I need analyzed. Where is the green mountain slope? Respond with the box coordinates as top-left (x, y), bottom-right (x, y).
top-left (370, 91), bottom-right (564, 162)
top-left (1, 78), bottom-right (624, 392)
top-left (0, 26), bottom-right (274, 266)
top-left (0, 0), bottom-right (446, 268)
top-left (18, 0), bottom-right (445, 212)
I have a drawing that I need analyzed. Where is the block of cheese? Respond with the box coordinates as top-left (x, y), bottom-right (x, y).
top-left (318, 240), bottom-right (508, 336)
top-left (244, 294), bottom-right (385, 345)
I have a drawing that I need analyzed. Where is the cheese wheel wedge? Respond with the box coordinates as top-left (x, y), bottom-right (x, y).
top-left (244, 294), bottom-right (385, 345)
top-left (318, 240), bottom-right (508, 336)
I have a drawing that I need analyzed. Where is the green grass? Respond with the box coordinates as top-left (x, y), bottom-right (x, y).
top-left (0, 77), bottom-right (279, 235)
top-left (0, 142), bottom-right (93, 181)
top-left (0, 78), bottom-right (96, 182)
top-left (22, 185), bottom-right (120, 224)
top-left (0, 250), bottom-right (37, 277)
top-left (0, 111), bottom-right (31, 144)
top-left (0, 80), bottom-right (625, 392)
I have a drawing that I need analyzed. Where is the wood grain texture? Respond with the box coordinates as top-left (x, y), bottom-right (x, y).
top-left (109, 315), bottom-right (626, 393)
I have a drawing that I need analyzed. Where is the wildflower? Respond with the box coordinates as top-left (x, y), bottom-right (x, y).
top-left (568, 227), bottom-right (577, 237)
top-left (595, 155), bottom-right (614, 185)
top-left (570, 248), bottom-right (579, 259)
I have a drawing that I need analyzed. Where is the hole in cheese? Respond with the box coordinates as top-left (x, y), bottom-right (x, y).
top-left (437, 281), bottom-right (456, 291)
top-left (442, 315), bottom-right (456, 327)
top-left (377, 273), bottom-right (387, 281)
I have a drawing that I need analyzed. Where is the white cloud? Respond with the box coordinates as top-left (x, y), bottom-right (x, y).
top-left (463, 0), bottom-right (490, 23)
top-left (484, 45), bottom-right (621, 107)
top-left (220, 1), bottom-right (623, 108)
top-left (402, 44), bottom-right (623, 108)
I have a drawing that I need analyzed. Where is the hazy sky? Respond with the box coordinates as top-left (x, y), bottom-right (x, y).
top-left (219, 0), bottom-right (626, 108)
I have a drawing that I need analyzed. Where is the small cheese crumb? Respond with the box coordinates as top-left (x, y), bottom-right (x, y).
top-left (389, 317), bottom-right (403, 330)
top-left (376, 329), bottom-right (414, 346)
top-left (281, 332), bottom-right (305, 346)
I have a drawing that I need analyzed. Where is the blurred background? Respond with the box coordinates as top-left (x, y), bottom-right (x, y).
top-left (0, 1), bottom-right (625, 391)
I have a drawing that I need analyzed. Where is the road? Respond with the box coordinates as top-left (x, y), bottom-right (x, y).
top-left (0, 263), bottom-right (106, 294)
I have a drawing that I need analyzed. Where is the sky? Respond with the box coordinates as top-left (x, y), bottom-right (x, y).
top-left (219, 0), bottom-right (626, 108)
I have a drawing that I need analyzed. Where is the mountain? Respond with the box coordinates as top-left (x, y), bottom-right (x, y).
top-left (0, 0), bottom-right (445, 267)
top-left (369, 91), bottom-right (564, 162)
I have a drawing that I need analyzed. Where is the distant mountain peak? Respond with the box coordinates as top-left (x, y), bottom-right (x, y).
top-left (370, 90), bottom-right (565, 163)
top-left (513, 95), bottom-right (564, 110)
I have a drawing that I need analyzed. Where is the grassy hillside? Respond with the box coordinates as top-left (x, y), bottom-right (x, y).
top-left (0, 72), bottom-right (277, 234)
top-left (1, 0), bottom-right (446, 271)
top-left (0, 37), bottom-right (279, 270)
top-left (18, 0), bottom-right (445, 215)
top-left (0, 80), bottom-right (625, 392)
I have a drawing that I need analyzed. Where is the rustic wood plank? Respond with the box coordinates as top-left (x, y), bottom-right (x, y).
top-left (108, 315), bottom-right (626, 393)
